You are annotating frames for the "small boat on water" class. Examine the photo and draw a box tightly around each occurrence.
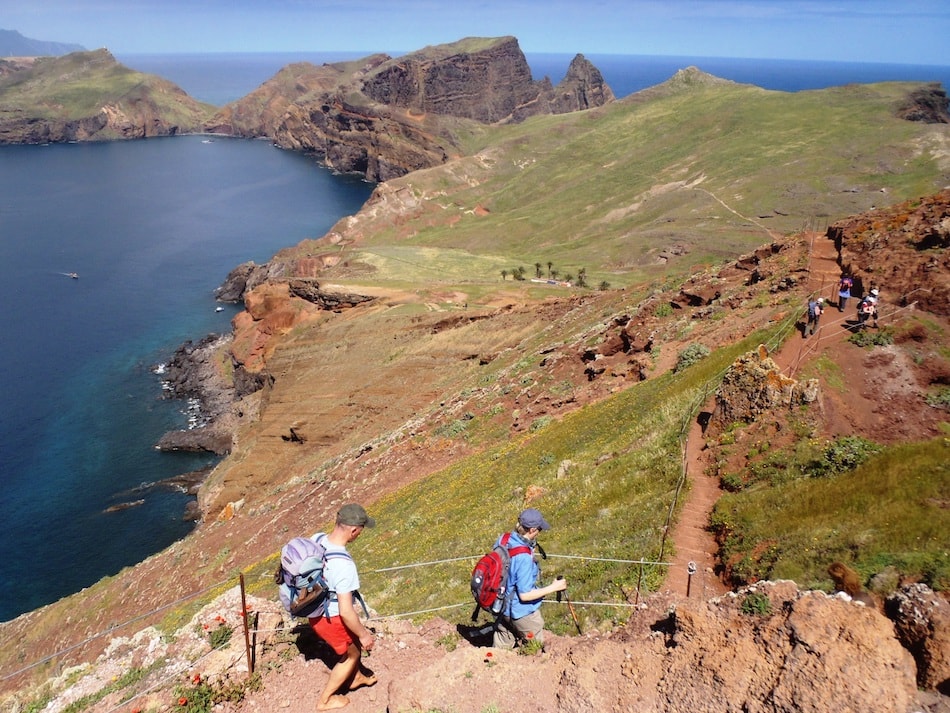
[66,272,78,279]
[215,306,224,312]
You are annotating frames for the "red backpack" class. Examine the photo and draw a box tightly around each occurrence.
[470,532,532,621]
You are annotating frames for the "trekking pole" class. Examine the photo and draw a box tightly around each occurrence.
[557,576,582,634]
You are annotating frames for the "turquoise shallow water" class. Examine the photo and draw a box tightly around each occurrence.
[0,136,373,621]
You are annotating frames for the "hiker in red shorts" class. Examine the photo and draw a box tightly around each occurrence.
[310,504,377,710]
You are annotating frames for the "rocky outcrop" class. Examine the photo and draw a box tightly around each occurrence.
[205,36,614,181]
[287,280,375,309]
[382,582,927,713]
[827,188,950,315]
[564,582,921,713]
[897,84,950,123]
[214,260,292,303]
[713,345,819,427]
[0,50,212,144]
[156,334,235,455]
[887,583,950,693]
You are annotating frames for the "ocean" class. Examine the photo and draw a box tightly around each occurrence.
[0,137,373,621]
[116,51,950,106]
[2,51,948,623]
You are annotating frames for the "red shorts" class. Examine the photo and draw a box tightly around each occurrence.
[309,615,354,655]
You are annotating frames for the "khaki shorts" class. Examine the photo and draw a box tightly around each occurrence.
[492,609,544,649]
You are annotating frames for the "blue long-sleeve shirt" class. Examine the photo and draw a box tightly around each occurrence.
[494,531,541,619]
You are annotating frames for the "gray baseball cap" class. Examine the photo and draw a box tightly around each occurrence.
[337,503,376,528]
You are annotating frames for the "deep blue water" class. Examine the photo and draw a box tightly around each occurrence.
[0,136,373,621]
[118,51,950,106]
[4,51,949,624]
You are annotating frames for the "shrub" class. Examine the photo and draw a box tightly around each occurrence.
[654,303,673,318]
[720,471,746,492]
[529,415,553,432]
[518,631,544,656]
[925,386,950,410]
[208,623,233,649]
[674,343,710,372]
[848,327,894,348]
[809,436,883,477]
[740,591,772,616]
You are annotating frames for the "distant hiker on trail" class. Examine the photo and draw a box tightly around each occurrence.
[804,297,824,337]
[857,288,880,330]
[837,274,853,312]
[310,504,377,711]
[492,508,567,650]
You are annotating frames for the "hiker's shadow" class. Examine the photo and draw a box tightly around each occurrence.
[456,622,495,648]
[291,624,376,686]
[292,623,339,667]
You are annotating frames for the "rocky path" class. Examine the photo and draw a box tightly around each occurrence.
[662,231,841,600]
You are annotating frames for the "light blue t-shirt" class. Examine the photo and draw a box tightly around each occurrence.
[495,531,541,620]
[313,534,359,618]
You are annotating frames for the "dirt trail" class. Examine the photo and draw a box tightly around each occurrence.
[663,231,842,600]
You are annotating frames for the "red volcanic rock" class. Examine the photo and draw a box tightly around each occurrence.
[827,188,950,315]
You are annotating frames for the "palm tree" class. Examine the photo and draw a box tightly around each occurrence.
[501,269,508,281]
[535,262,543,278]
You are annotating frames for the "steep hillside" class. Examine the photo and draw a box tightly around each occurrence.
[3,197,948,713]
[1,46,949,712]
[0,49,214,143]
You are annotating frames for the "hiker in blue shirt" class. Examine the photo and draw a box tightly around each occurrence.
[492,508,567,649]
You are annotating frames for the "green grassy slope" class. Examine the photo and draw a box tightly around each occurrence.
[337,72,946,292]
[0,49,214,127]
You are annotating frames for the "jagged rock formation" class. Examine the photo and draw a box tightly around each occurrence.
[828,188,950,316]
[0,49,212,144]
[712,345,820,427]
[205,36,614,181]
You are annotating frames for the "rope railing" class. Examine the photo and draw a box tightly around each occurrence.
[3,550,674,684]
[0,577,233,682]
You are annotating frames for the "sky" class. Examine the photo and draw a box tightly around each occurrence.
[3,0,950,66]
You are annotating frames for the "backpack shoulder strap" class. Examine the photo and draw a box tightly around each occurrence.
[501,532,532,558]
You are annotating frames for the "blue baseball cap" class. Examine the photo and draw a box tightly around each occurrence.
[519,508,551,530]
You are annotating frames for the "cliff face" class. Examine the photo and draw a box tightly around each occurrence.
[359,37,613,123]
[0,49,213,144]
[205,36,615,181]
